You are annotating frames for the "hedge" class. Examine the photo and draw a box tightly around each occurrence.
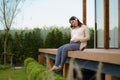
[24,57,66,80]
[0,27,94,65]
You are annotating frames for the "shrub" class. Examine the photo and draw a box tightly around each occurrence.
[0,64,11,70]
[24,57,35,67]
[24,57,66,80]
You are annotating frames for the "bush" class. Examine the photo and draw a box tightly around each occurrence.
[0,64,11,70]
[24,57,35,67]
[24,58,66,80]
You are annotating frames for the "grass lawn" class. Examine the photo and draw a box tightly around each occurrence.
[0,68,28,80]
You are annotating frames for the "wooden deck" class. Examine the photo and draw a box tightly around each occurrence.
[38,48,120,80]
[39,48,120,65]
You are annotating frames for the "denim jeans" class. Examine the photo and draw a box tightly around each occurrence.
[54,41,80,67]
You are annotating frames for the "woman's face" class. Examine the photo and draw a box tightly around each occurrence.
[70,19,78,27]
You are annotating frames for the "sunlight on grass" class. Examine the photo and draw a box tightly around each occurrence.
[0,68,27,80]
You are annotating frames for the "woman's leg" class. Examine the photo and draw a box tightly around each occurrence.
[52,44,71,71]
[54,44,70,66]
[60,43,80,67]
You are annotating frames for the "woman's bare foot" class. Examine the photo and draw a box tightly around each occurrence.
[57,66,62,71]
[51,66,59,71]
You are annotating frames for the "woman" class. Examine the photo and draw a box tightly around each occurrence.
[51,16,90,71]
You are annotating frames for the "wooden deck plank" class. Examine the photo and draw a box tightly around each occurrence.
[39,49,57,54]
[38,48,120,65]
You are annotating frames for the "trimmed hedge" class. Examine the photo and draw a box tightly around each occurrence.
[24,57,66,80]
[24,57,35,67]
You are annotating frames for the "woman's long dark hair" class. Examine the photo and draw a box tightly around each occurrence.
[69,16,82,28]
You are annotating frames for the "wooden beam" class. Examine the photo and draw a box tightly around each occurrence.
[83,0,87,24]
[68,50,120,65]
[38,49,120,65]
[38,55,45,64]
[39,49,57,55]
[46,54,54,69]
[38,48,120,78]
[104,0,110,49]
[63,63,69,77]
[105,74,120,80]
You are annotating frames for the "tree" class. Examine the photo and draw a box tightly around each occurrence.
[45,28,63,48]
[0,0,25,64]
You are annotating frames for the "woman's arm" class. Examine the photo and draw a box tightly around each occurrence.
[71,26,90,42]
[79,26,90,42]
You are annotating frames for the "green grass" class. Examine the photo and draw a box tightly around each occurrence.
[0,68,28,80]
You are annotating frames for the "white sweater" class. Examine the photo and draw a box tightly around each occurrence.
[70,25,90,50]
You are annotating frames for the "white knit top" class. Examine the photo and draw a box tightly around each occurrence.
[70,25,90,50]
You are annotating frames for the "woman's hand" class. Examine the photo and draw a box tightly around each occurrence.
[71,37,80,42]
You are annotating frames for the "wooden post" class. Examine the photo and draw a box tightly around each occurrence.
[104,0,110,49]
[46,55,54,69]
[83,0,87,25]
[105,74,120,80]
[63,63,69,77]
[38,55,45,64]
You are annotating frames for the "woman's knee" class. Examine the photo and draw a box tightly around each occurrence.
[58,44,68,50]
[58,46,63,51]
[63,46,72,52]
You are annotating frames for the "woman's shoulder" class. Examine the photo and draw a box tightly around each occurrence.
[78,25,87,29]
[81,24,88,28]
[81,25,89,30]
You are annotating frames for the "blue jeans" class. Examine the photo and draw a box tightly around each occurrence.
[54,41,80,67]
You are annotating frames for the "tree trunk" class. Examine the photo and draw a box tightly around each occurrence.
[3,29,9,65]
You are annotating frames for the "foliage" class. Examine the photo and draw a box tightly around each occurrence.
[24,57,66,80]
[24,57,35,67]
[87,28,94,48]
[44,28,64,48]
[0,0,25,65]
[0,33,14,52]
[12,28,43,65]
[0,64,11,70]
[62,32,71,44]
[0,27,94,65]
[0,69,27,80]
[0,33,3,52]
